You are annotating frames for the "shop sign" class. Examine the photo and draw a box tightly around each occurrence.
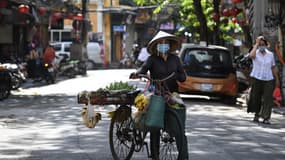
[160,22,174,30]
[113,25,125,32]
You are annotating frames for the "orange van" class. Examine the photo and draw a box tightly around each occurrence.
[178,44,238,103]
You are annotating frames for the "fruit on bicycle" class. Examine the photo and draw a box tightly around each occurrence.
[107,110,115,118]
[134,93,148,111]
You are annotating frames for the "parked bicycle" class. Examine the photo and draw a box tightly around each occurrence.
[78,73,184,160]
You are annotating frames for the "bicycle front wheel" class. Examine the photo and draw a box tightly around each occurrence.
[109,106,135,160]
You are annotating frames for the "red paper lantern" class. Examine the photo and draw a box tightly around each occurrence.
[53,12,62,20]
[37,7,46,15]
[0,0,8,8]
[18,5,30,14]
[213,13,219,22]
[222,9,230,17]
[231,6,241,17]
[232,0,242,3]
[74,13,83,20]
[66,13,74,19]
[231,17,237,24]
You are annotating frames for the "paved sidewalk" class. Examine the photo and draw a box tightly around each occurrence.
[273,107,285,115]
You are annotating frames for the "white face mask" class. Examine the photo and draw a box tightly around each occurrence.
[157,43,170,54]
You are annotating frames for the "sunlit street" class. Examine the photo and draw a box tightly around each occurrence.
[0,69,284,160]
[1,0,285,159]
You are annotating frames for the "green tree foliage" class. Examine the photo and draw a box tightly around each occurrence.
[134,0,243,45]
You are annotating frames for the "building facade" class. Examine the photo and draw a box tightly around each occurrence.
[0,0,81,62]
[246,0,285,52]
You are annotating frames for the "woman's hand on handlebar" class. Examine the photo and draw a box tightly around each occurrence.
[129,72,150,80]
[129,72,139,79]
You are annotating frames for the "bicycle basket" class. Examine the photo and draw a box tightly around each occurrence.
[133,111,147,131]
[77,89,140,105]
[114,105,131,123]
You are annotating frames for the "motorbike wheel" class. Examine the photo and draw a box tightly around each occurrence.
[46,77,55,84]
[0,71,12,100]
[76,61,87,75]
[43,69,56,84]
[0,86,10,100]
[48,73,56,84]
[11,75,22,90]
[86,60,96,70]
[65,69,76,78]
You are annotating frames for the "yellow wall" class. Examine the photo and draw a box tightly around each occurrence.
[89,3,98,32]
[62,0,116,65]
[103,0,112,64]
[104,13,111,64]
[64,19,73,26]
[63,2,98,32]
[105,0,120,6]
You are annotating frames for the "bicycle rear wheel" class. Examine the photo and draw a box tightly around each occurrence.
[151,108,183,160]
[109,106,135,160]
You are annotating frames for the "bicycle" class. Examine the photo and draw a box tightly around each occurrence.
[77,73,185,160]
[109,73,184,160]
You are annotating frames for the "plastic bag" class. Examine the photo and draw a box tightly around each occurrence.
[81,104,101,128]
[273,87,282,107]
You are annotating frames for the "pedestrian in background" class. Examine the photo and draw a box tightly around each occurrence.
[247,36,280,124]
[43,44,56,65]
[27,42,41,80]
[135,43,150,68]
[132,43,140,64]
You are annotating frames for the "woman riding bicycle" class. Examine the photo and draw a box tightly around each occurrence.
[130,30,188,160]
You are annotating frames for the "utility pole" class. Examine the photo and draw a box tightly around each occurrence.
[70,0,89,74]
[82,0,88,45]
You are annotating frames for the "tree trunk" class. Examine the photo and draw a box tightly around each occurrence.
[213,0,221,45]
[193,0,208,43]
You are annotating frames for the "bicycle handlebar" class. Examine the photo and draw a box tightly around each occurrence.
[137,72,175,82]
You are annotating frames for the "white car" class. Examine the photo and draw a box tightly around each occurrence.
[86,42,104,69]
[50,41,72,58]
[50,41,103,70]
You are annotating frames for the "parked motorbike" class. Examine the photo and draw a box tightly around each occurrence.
[78,60,87,75]
[57,54,87,78]
[234,53,252,93]
[135,59,145,68]
[119,53,134,68]
[234,54,252,105]
[42,61,56,84]
[2,62,26,90]
[0,65,12,100]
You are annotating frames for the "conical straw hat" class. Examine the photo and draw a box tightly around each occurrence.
[147,31,180,54]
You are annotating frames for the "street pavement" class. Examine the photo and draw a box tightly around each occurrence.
[0,69,285,160]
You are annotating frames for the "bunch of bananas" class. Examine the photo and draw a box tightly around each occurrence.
[134,93,148,111]
[107,110,115,118]
[81,106,102,128]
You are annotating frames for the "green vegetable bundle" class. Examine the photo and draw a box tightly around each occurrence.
[105,81,136,91]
